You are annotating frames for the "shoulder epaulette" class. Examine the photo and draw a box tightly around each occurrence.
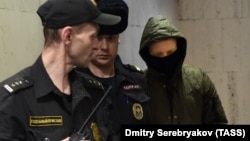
[124,64,144,73]
[2,77,33,94]
[76,71,104,90]
[84,77,104,90]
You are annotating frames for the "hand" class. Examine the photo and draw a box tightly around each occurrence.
[61,137,70,141]
[61,137,90,141]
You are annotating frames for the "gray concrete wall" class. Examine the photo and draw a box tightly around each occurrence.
[0,0,45,81]
[176,0,250,124]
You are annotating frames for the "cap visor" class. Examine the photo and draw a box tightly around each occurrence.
[93,13,121,25]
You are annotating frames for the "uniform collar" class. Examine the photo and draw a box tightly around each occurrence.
[114,61,132,80]
[31,55,61,99]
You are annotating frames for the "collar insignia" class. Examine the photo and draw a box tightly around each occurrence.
[132,103,143,120]
[90,0,97,6]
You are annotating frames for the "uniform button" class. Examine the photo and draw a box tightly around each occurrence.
[44,138,50,141]
[163,85,166,88]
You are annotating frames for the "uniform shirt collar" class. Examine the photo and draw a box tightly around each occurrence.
[30,55,60,98]
[115,61,133,80]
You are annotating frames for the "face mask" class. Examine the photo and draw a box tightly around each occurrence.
[146,49,180,78]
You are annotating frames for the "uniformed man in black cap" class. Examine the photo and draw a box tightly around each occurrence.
[77,0,151,140]
[0,0,121,140]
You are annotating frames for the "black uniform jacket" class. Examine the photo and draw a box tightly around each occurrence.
[77,61,151,140]
[0,56,106,141]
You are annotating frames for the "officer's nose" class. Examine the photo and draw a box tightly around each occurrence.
[99,38,108,50]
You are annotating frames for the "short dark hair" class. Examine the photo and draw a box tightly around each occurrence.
[43,28,61,46]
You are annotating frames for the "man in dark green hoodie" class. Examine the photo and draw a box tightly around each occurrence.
[139,15,228,124]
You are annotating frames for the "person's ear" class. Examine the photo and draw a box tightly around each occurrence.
[61,26,73,46]
[118,36,120,44]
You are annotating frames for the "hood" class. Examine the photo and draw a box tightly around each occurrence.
[139,16,187,73]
